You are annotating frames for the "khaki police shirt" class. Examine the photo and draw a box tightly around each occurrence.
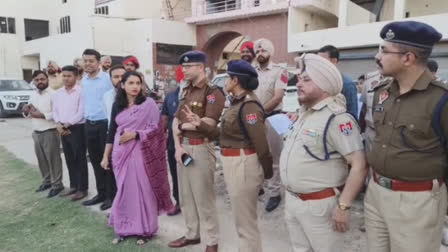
[219,92,273,178]
[280,97,364,193]
[254,62,288,112]
[175,78,225,139]
[367,70,448,181]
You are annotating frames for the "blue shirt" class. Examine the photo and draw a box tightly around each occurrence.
[161,88,180,149]
[341,74,358,119]
[81,71,113,121]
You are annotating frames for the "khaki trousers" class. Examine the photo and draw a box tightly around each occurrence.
[178,142,219,245]
[364,179,447,252]
[284,193,343,252]
[32,129,63,189]
[263,120,283,197]
[222,151,264,252]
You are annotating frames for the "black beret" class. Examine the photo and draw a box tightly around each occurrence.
[227,60,258,78]
[178,50,206,65]
[380,21,442,49]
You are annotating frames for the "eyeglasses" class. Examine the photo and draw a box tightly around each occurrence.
[378,45,407,55]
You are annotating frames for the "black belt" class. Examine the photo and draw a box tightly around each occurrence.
[34,128,56,134]
[86,119,107,125]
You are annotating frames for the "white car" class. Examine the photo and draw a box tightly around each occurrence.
[0,78,34,117]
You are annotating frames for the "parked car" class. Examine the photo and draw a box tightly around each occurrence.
[0,78,34,118]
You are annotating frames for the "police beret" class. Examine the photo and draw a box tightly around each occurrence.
[380,21,442,49]
[227,60,258,78]
[178,50,206,65]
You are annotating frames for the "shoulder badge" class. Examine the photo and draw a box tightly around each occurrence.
[246,113,258,125]
[206,94,216,104]
[339,122,353,136]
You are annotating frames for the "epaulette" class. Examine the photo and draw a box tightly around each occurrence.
[431,79,448,91]
[372,77,393,91]
[207,83,225,96]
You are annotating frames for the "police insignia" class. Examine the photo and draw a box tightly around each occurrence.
[246,113,257,125]
[302,129,318,137]
[339,122,353,136]
[184,56,189,62]
[385,29,395,40]
[281,70,288,84]
[379,90,389,104]
[206,95,216,104]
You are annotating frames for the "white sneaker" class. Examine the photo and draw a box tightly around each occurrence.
[442,226,448,246]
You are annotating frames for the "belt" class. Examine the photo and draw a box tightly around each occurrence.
[289,186,344,201]
[86,119,107,125]
[182,137,205,145]
[373,171,443,192]
[34,128,56,134]
[221,148,256,157]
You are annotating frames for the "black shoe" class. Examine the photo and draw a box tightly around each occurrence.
[82,195,105,206]
[47,187,64,198]
[100,199,113,211]
[265,195,281,212]
[35,184,51,193]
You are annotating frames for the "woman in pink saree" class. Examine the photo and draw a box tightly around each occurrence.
[101,71,173,245]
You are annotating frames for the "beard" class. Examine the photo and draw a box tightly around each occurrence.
[242,55,254,63]
[257,55,269,65]
[36,83,48,90]
[47,69,56,75]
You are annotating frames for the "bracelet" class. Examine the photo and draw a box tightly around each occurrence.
[337,201,351,211]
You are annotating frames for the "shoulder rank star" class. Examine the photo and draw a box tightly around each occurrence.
[339,122,353,136]
[246,113,258,125]
[378,90,389,105]
[206,94,216,104]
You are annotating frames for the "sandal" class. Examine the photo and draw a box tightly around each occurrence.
[136,236,151,245]
[112,236,125,245]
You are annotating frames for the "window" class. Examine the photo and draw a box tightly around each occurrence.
[94,6,109,15]
[24,19,49,41]
[59,16,71,34]
[0,17,16,34]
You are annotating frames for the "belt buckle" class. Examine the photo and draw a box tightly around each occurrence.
[378,176,392,189]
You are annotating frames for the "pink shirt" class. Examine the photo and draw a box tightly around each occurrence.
[52,85,85,125]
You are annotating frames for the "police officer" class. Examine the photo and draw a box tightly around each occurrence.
[253,38,288,212]
[168,51,225,252]
[280,53,367,252]
[186,60,273,252]
[240,41,256,64]
[365,21,448,252]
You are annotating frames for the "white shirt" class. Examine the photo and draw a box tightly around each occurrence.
[29,88,56,131]
[102,88,116,126]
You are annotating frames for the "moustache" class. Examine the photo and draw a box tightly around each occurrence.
[376,60,383,69]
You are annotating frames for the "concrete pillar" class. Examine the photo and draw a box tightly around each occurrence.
[394,0,406,20]
[338,0,349,27]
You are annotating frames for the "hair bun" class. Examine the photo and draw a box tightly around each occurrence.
[241,77,258,91]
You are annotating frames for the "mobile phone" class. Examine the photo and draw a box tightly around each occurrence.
[181,153,194,167]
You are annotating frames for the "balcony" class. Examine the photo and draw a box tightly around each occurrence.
[186,0,289,24]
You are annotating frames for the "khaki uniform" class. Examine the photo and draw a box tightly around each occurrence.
[254,62,288,197]
[219,92,273,252]
[175,78,225,246]
[48,74,63,90]
[280,97,363,252]
[365,70,448,252]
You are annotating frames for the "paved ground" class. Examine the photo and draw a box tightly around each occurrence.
[1,116,447,252]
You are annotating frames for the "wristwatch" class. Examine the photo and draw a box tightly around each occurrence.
[337,201,351,211]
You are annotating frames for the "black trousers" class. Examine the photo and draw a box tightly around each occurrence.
[167,147,179,205]
[61,124,88,192]
[85,120,116,200]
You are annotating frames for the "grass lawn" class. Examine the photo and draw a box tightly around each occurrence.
[0,147,178,252]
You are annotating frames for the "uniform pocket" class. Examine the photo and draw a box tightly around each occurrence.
[392,115,435,151]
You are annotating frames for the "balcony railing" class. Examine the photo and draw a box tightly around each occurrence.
[206,0,241,14]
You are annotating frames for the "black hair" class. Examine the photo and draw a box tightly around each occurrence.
[109,65,126,77]
[427,59,439,73]
[82,49,101,61]
[32,70,48,79]
[114,71,146,112]
[230,74,259,91]
[318,45,339,61]
[61,65,79,76]
[358,74,366,81]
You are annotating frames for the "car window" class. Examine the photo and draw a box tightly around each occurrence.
[0,80,33,91]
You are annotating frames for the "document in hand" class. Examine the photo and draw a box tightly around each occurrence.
[267,114,293,136]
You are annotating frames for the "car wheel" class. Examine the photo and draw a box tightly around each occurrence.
[0,102,6,118]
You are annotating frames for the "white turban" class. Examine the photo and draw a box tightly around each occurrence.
[254,38,275,56]
[297,53,343,96]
